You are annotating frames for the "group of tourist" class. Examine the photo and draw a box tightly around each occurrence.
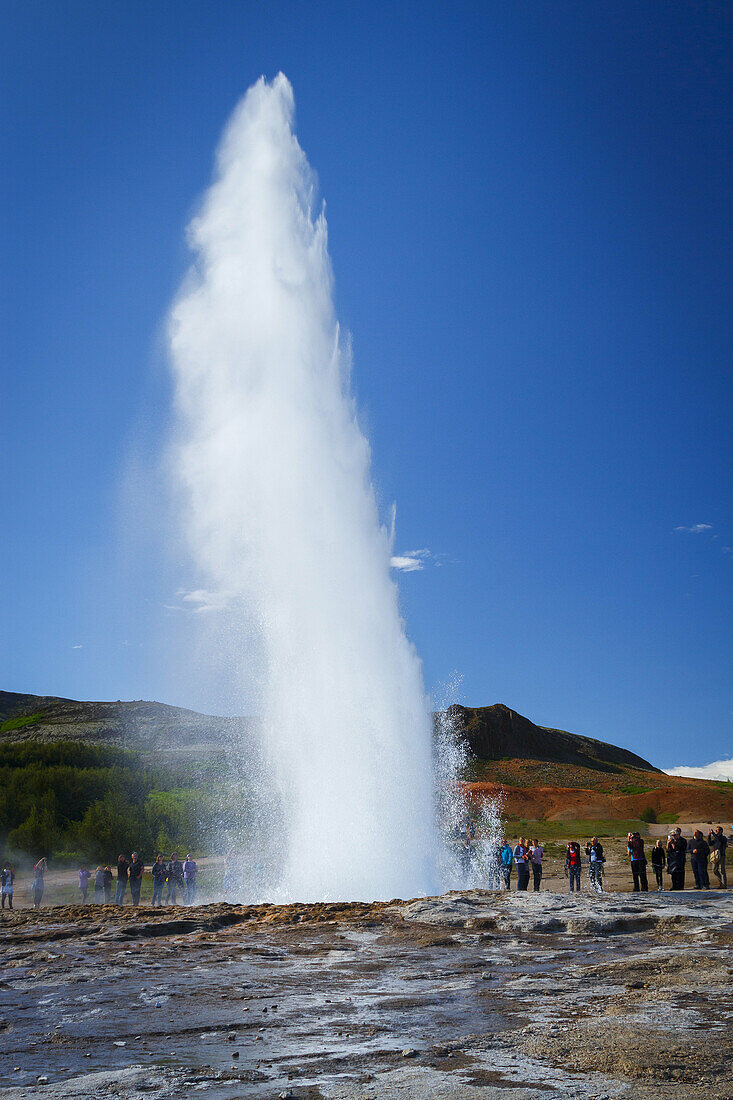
[648,826,728,891]
[4,824,730,909]
[493,825,729,894]
[0,853,199,909]
[621,826,729,893]
[499,837,545,891]
[496,836,606,893]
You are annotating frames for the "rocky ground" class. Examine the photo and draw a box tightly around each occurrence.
[0,890,731,1099]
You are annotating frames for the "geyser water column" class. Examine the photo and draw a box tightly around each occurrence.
[168,74,439,901]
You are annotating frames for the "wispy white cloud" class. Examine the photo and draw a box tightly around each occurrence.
[71,644,83,650]
[165,588,233,613]
[390,548,432,573]
[673,523,713,534]
[390,555,425,572]
[180,588,231,613]
[665,758,733,782]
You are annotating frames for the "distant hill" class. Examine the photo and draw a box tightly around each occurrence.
[444,706,733,825]
[446,703,659,773]
[4,690,732,825]
[0,690,252,762]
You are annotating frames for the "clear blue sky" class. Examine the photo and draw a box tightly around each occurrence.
[2,1,731,769]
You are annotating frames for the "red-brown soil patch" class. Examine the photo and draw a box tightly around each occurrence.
[462,760,733,822]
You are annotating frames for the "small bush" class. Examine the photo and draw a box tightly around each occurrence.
[640,806,657,823]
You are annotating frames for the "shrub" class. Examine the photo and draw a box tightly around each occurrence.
[71,792,152,861]
[640,806,657,823]
[8,799,59,857]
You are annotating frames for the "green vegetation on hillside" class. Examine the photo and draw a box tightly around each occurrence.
[0,741,219,862]
[503,818,652,840]
[0,712,43,733]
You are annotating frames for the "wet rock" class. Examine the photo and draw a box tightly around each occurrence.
[3,891,732,1100]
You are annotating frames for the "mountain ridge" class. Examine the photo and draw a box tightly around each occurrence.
[447,702,659,773]
[2,689,657,771]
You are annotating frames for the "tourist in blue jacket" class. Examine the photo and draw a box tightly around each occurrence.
[499,840,513,890]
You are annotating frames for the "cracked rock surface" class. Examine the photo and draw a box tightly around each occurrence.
[0,890,731,1098]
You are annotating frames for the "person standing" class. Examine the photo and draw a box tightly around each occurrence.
[459,816,477,879]
[565,842,582,892]
[166,853,184,904]
[1,862,15,909]
[93,866,105,903]
[585,837,605,893]
[490,841,503,890]
[651,840,666,891]
[115,855,129,904]
[78,865,91,903]
[529,839,543,892]
[128,853,144,905]
[499,840,513,890]
[183,854,198,904]
[674,828,688,889]
[708,826,728,888]
[689,831,710,890]
[667,831,686,890]
[151,855,166,905]
[628,833,648,892]
[103,865,113,903]
[513,838,530,891]
[32,858,47,908]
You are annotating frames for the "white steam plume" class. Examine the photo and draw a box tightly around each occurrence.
[168,74,438,901]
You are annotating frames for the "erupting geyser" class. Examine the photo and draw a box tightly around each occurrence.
[168,74,439,901]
